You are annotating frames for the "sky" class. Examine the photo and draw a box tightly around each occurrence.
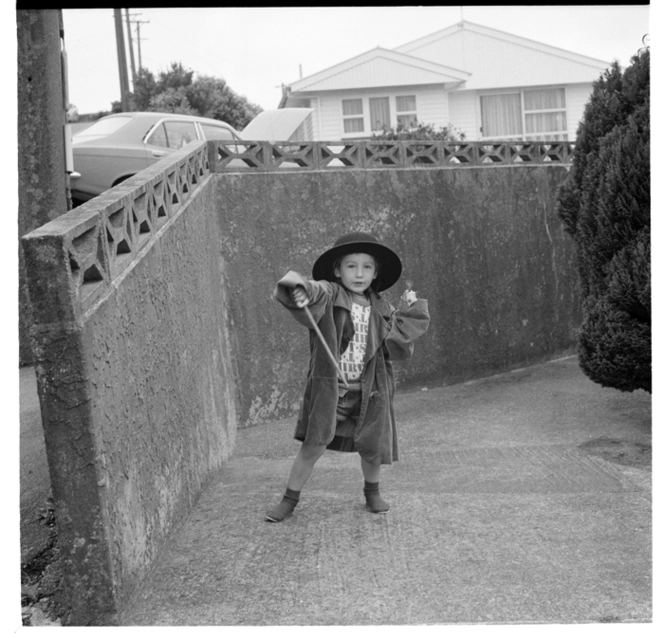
[61,5,651,115]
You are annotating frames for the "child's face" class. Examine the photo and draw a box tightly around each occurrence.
[334,253,378,294]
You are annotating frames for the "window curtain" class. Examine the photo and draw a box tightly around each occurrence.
[369,97,391,131]
[342,99,363,116]
[396,95,416,112]
[524,88,565,110]
[342,99,364,133]
[480,94,522,138]
[525,112,567,135]
[396,95,417,129]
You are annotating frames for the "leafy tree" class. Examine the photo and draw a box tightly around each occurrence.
[155,62,194,93]
[556,50,650,393]
[132,67,157,111]
[186,74,261,129]
[372,122,466,141]
[149,87,196,115]
[127,62,261,129]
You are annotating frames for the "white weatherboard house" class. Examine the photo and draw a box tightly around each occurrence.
[280,21,612,142]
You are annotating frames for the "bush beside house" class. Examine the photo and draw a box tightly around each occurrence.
[557,50,650,393]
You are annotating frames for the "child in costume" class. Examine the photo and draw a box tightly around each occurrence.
[267,231,430,522]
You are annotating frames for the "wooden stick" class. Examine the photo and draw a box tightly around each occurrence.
[302,304,349,388]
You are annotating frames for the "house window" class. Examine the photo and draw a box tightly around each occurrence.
[480,88,568,141]
[396,95,417,129]
[369,97,391,132]
[342,99,364,134]
[523,89,567,140]
[480,94,522,138]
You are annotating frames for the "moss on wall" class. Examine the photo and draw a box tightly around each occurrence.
[214,166,580,427]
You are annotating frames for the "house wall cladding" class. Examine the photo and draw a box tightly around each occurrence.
[214,164,580,428]
[297,81,589,141]
[449,82,593,141]
[315,86,451,140]
[448,90,480,138]
[565,83,595,136]
[396,27,606,89]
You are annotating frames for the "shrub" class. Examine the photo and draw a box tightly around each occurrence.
[557,49,650,392]
[372,122,466,141]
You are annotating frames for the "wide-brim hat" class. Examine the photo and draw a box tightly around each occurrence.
[312,231,402,292]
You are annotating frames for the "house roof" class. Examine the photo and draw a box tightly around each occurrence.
[287,20,611,95]
[394,20,611,90]
[287,46,470,94]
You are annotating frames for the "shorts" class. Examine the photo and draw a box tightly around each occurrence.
[335,382,362,421]
[328,381,362,453]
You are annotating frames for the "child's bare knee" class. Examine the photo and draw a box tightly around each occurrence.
[300,443,326,462]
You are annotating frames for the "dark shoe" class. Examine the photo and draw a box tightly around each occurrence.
[265,496,298,522]
[364,490,390,514]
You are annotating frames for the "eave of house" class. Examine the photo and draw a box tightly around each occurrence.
[287,46,470,94]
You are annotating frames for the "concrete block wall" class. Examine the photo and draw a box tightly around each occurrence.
[21,144,238,625]
[213,165,580,427]
[21,139,579,624]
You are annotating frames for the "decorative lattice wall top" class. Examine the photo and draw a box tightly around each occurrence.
[22,139,574,319]
[22,144,211,320]
[212,140,575,171]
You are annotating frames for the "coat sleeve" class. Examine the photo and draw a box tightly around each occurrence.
[273,271,334,328]
[385,298,430,361]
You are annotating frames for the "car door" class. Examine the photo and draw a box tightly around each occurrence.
[144,119,199,164]
[197,122,241,142]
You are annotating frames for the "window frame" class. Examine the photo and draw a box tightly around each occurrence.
[341,98,365,135]
[395,95,418,130]
[340,94,422,139]
[368,96,391,133]
[479,87,569,141]
[198,122,240,141]
[145,118,201,149]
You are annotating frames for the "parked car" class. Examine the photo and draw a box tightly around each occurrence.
[70,109,312,205]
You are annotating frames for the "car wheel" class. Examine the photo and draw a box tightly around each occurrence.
[112,175,133,187]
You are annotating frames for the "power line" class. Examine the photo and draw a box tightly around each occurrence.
[127,11,149,71]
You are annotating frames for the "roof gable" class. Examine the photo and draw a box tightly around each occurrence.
[288,47,470,93]
[394,20,610,89]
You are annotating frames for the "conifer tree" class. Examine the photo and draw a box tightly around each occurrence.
[557,50,650,393]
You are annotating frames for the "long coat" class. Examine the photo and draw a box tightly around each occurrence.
[274,271,430,465]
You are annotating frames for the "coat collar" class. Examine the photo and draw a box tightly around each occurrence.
[333,286,391,316]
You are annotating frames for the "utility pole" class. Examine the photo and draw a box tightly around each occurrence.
[113,9,130,110]
[129,14,149,71]
[124,8,137,89]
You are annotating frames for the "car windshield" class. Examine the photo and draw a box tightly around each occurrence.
[73,115,133,142]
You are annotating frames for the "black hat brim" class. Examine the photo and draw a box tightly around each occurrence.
[312,241,402,292]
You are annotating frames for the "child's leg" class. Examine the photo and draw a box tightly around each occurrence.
[265,442,327,522]
[287,442,328,491]
[361,457,381,483]
[361,457,390,514]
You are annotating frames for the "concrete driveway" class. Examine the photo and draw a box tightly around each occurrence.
[120,356,651,626]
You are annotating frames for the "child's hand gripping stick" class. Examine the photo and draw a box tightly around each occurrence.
[293,286,349,388]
